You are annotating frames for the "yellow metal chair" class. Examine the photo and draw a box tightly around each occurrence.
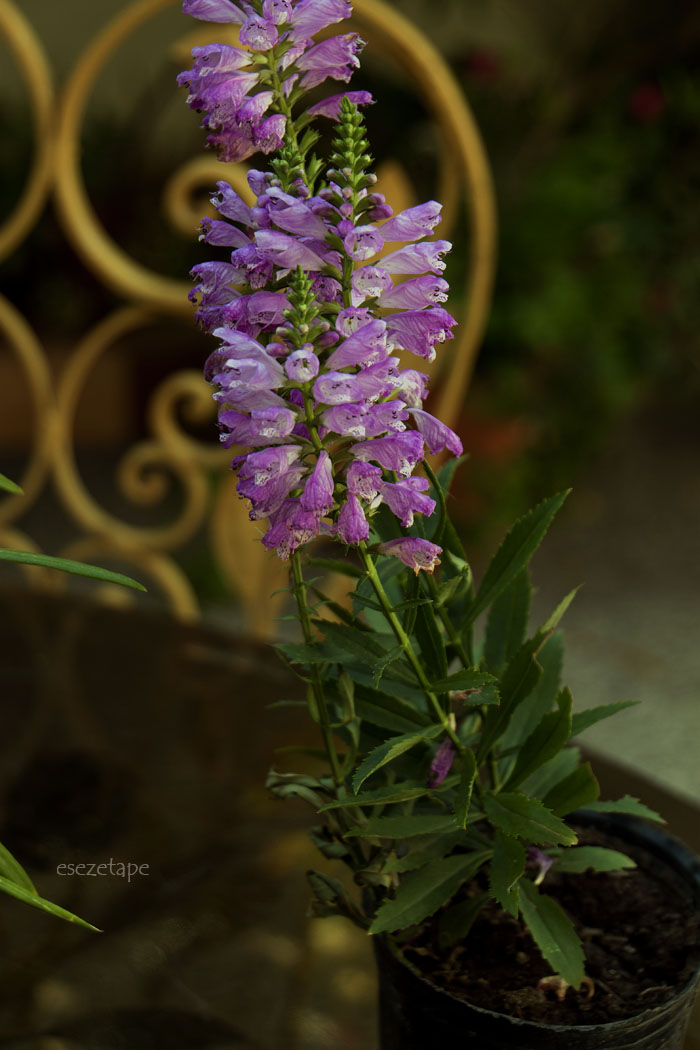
[0,0,496,636]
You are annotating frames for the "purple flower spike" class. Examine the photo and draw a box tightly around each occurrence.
[336,493,370,544]
[428,737,455,786]
[306,90,374,120]
[410,408,463,456]
[378,537,442,574]
[380,201,443,242]
[526,847,553,886]
[285,346,319,383]
[300,450,334,514]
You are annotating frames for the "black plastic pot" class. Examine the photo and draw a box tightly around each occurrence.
[374,813,700,1050]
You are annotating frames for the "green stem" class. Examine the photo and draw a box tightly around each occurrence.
[423,570,500,791]
[291,553,343,787]
[357,543,463,753]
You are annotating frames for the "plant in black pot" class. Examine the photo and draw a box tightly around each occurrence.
[178,2,700,1046]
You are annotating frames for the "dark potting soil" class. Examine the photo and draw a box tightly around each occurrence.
[398,827,700,1025]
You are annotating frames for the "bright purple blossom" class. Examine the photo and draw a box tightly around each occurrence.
[300,450,334,514]
[285,347,319,383]
[313,371,364,405]
[306,90,374,120]
[378,477,435,528]
[378,276,449,310]
[336,493,370,544]
[381,241,452,274]
[349,431,424,477]
[526,848,553,886]
[296,34,364,90]
[378,537,442,574]
[239,15,278,50]
[386,307,458,362]
[343,225,383,261]
[428,737,455,787]
[346,461,382,501]
[380,201,442,242]
[409,409,463,456]
[182,0,248,22]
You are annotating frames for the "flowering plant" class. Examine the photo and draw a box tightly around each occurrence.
[179,0,660,993]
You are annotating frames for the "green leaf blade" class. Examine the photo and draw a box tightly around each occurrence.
[484,791,578,847]
[519,879,585,988]
[466,491,570,625]
[489,833,525,918]
[352,726,442,793]
[0,550,145,591]
[369,851,490,934]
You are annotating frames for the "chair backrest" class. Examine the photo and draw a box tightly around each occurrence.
[0,0,496,636]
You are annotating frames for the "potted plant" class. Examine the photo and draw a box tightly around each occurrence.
[177,2,700,1046]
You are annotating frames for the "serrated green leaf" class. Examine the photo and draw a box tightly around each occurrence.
[522,747,582,801]
[320,781,434,810]
[484,792,577,846]
[0,842,36,894]
[438,891,487,948]
[0,473,23,495]
[519,879,585,987]
[369,850,490,933]
[412,600,448,683]
[484,568,531,673]
[0,876,100,931]
[352,725,442,792]
[430,669,499,697]
[478,594,576,764]
[372,645,405,688]
[498,632,564,764]
[541,762,600,816]
[0,550,145,591]
[276,642,327,666]
[503,688,573,790]
[584,796,665,823]
[382,831,467,874]
[478,641,543,763]
[434,571,470,609]
[465,492,570,626]
[454,749,478,829]
[353,683,431,733]
[310,586,363,628]
[571,701,639,737]
[490,833,525,917]
[346,813,458,839]
[554,846,636,874]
